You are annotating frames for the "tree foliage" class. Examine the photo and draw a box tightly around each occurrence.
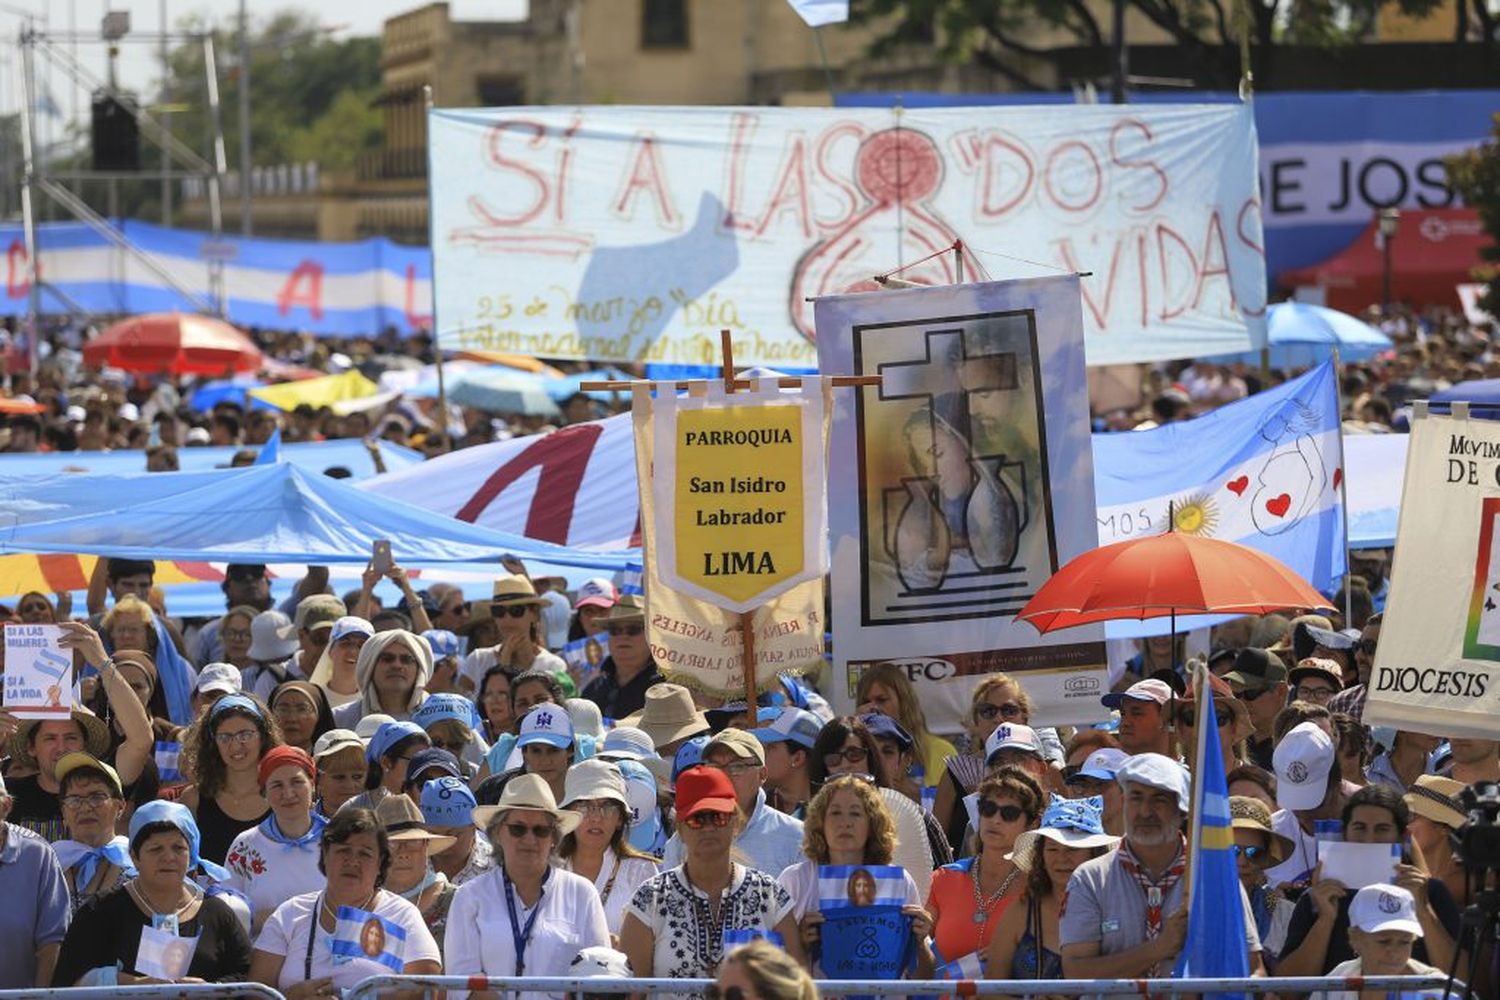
[1447,114,1500,318]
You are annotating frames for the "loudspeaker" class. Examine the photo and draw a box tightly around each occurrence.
[91,92,139,171]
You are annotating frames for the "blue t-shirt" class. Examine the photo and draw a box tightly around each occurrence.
[0,824,70,987]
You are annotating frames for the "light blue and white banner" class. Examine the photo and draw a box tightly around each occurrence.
[1092,361,1346,591]
[1,220,431,336]
[430,104,1265,367]
[331,906,407,971]
[817,865,908,910]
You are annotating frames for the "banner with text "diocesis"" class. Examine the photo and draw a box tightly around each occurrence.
[649,378,829,612]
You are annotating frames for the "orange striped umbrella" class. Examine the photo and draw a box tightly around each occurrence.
[0,554,226,598]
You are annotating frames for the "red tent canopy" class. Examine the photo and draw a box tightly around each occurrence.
[1279,208,1491,314]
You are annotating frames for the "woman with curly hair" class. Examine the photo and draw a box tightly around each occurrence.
[179,693,284,865]
[777,775,935,978]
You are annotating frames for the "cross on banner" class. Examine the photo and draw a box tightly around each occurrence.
[877,328,1017,443]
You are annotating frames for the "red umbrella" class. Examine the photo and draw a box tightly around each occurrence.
[1017,532,1333,634]
[84,312,263,376]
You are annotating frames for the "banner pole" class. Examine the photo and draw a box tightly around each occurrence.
[424,84,452,455]
[1333,350,1352,624]
[1182,660,1209,912]
[716,327,760,709]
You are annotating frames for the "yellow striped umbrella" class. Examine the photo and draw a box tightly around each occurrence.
[0,554,225,599]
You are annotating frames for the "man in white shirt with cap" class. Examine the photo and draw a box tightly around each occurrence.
[1061,752,1264,996]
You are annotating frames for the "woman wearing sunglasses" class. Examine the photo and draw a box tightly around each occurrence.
[1171,673,1252,777]
[927,768,1043,974]
[1229,795,1296,964]
[445,774,609,1000]
[179,694,284,865]
[932,675,1033,854]
[620,766,805,996]
[465,575,567,681]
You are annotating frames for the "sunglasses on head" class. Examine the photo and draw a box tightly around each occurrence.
[977,800,1027,822]
[491,604,532,619]
[502,821,556,841]
[976,702,1024,722]
[608,623,643,637]
[682,811,732,830]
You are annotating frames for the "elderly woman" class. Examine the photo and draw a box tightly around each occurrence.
[268,681,336,756]
[1311,885,1445,1000]
[778,774,934,978]
[621,766,804,993]
[225,746,327,935]
[248,808,441,999]
[445,774,610,999]
[219,606,260,670]
[101,595,159,660]
[558,759,659,937]
[330,629,434,730]
[374,793,459,944]
[986,795,1120,987]
[52,801,252,985]
[179,694,284,865]
[928,768,1043,971]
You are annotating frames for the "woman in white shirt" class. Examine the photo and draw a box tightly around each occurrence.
[444,774,610,1000]
[225,746,327,935]
[557,759,659,939]
[247,808,441,1000]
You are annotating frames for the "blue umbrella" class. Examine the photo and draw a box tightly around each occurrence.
[1205,302,1393,368]
[543,368,633,403]
[1430,379,1500,408]
[447,368,560,417]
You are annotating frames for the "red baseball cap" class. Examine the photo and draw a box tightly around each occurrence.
[674,765,737,819]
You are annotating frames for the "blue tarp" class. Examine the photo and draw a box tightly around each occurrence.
[0,438,421,480]
[0,463,628,570]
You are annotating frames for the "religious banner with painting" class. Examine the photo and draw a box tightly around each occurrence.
[815,277,1108,729]
[816,865,915,987]
[629,381,825,698]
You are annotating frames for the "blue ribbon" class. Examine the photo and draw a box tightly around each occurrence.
[53,835,136,888]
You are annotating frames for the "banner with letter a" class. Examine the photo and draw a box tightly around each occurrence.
[631,380,825,698]
[428,105,1265,367]
[816,277,1107,730]
[1366,407,1500,739]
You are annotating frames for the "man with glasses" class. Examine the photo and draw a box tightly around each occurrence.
[1327,613,1380,724]
[1223,647,1290,770]
[1287,657,1342,707]
[293,594,345,681]
[1064,748,1128,835]
[660,728,804,878]
[581,596,662,721]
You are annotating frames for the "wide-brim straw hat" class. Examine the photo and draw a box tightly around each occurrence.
[374,792,457,855]
[619,683,709,749]
[1406,775,1466,830]
[1009,825,1121,870]
[1229,795,1296,866]
[13,704,112,769]
[472,772,581,836]
[491,573,547,607]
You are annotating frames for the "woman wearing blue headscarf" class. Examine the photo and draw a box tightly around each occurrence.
[52,801,253,985]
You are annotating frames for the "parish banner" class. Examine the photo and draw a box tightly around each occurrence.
[1092,361,1346,591]
[816,277,1108,728]
[1365,408,1500,739]
[630,384,822,697]
[429,104,1266,367]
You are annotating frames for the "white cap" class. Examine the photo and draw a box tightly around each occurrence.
[354,713,397,743]
[570,945,632,979]
[195,662,242,696]
[985,722,1044,763]
[247,609,298,661]
[567,698,605,740]
[118,402,140,422]
[1273,722,1335,812]
[1101,678,1175,709]
[597,726,658,762]
[312,728,363,760]
[1070,747,1131,783]
[330,616,375,644]
[517,704,574,749]
[1115,752,1191,814]
[1348,884,1423,937]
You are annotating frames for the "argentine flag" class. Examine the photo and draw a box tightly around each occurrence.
[1175,672,1250,997]
[817,864,907,911]
[619,562,644,596]
[935,948,986,980]
[330,905,408,971]
[1093,361,1345,595]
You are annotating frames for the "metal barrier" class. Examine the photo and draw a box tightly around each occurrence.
[0,986,286,1000]
[348,972,1456,997]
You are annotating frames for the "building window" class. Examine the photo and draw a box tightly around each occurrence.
[476,75,525,106]
[641,0,688,49]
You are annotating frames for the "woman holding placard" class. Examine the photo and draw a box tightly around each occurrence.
[52,801,252,985]
[777,775,934,979]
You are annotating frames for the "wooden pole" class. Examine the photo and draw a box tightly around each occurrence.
[718,328,760,711]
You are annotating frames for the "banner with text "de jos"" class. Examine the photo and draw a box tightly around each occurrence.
[816,277,1107,730]
[631,381,825,697]
[1365,409,1500,740]
[428,105,1266,368]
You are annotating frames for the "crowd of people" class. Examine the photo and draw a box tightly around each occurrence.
[0,301,1491,1000]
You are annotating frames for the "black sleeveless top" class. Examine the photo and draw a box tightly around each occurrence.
[195,795,270,865]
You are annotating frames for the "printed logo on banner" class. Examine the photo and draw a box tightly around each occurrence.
[855,309,1054,626]
[1463,497,1500,660]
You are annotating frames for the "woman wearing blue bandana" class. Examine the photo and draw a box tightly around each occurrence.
[225,746,326,935]
[52,800,252,985]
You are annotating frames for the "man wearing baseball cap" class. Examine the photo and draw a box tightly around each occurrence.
[293,593,346,681]
[1061,752,1264,990]
[1263,722,1347,892]
[1065,748,1129,836]
[1222,647,1289,769]
[752,707,821,818]
[661,728,804,879]
[1101,679,1174,758]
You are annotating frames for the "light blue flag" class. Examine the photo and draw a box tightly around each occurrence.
[1092,360,1345,592]
[619,562,644,596]
[253,428,283,465]
[818,864,907,910]
[787,0,849,27]
[1174,676,1249,997]
[330,906,407,971]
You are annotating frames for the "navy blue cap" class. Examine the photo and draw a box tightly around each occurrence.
[404,746,462,786]
[858,712,913,751]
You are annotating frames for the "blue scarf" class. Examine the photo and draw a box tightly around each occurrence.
[53,835,135,889]
[256,811,327,849]
[149,617,195,725]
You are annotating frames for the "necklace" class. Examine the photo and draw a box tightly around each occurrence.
[970,855,1020,924]
[321,888,378,927]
